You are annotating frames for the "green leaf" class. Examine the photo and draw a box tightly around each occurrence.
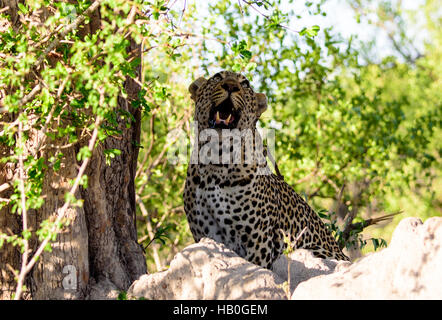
[232,64,240,72]
[79,175,89,188]
[300,25,320,38]
[240,49,252,61]
[77,146,92,162]
[22,230,32,240]
[117,291,128,300]
[17,3,28,14]
[104,149,121,166]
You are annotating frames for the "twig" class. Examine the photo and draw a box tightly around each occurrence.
[264,145,283,179]
[178,0,187,26]
[32,77,69,157]
[238,0,244,16]
[14,121,30,300]
[282,226,307,299]
[241,0,300,33]
[136,114,155,178]
[0,183,11,194]
[13,116,102,299]
[341,211,403,246]
[136,113,190,195]
[34,0,103,71]
[2,1,102,114]
[294,167,319,185]
[308,160,351,199]
[19,83,42,107]
[136,195,163,271]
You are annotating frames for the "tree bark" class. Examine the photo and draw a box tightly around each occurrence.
[81,43,146,296]
[0,1,146,300]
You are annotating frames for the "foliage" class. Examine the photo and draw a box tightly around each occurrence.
[0,0,440,294]
[0,0,195,298]
[135,0,440,270]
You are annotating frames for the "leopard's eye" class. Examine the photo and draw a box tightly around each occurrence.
[240,80,250,89]
[212,73,223,82]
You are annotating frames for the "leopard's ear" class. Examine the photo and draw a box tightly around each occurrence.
[256,93,267,117]
[189,77,207,101]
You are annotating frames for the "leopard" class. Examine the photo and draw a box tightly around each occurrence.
[184,70,349,269]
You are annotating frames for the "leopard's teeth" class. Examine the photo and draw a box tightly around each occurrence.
[226,114,232,124]
[215,111,220,124]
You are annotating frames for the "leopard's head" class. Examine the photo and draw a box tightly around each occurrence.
[189,71,267,132]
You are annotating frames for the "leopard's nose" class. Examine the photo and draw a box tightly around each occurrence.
[221,79,240,93]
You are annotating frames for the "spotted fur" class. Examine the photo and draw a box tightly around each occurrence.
[184,70,349,269]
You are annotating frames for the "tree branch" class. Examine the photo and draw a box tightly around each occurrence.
[14,120,30,300]
[13,115,102,299]
[34,0,103,71]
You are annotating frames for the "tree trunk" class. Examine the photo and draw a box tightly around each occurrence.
[0,1,146,300]
[81,61,147,298]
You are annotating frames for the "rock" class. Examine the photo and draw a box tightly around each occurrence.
[128,217,442,300]
[271,249,349,293]
[291,217,442,299]
[128,238,286,300]
[88,278,120,300]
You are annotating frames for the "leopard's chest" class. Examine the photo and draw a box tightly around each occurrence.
[195,175,258,256]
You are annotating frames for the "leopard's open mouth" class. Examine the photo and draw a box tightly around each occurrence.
[208,98,240,129]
